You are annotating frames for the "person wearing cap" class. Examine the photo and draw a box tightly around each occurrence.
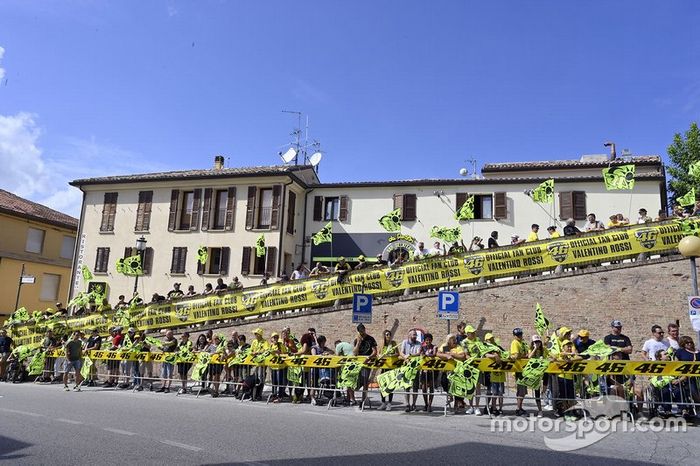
[510,328,528,416]
[552,339,582,420]
[268,332,286,402]
[510,235,524,246]
[484,333,507,416]
[573,329,596,357]
[250,328,268,400]
[527,334,547,417]
[350,324,377,407]
[603,320,633,360]
[526,224,540,242]
[354,255,369,270]
[584,213,605,232]
[167,283,184,300]
[335,256,352,283]
[637,208,652,224]
[546,226,561,239]
[460,325,484,415]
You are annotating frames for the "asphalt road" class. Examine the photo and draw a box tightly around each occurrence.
[0,382,697,465]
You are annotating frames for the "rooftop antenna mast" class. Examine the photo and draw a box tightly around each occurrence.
[279,110,325,171]
[459,157,479,179]
[282,110,303,165]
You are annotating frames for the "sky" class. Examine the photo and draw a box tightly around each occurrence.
[1,1,699,218]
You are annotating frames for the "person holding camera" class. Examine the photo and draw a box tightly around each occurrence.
[469,236,484,251]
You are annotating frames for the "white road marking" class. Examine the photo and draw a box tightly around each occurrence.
[0,408,43,417]
[56,418,83,425]
[103,427,137,436]
[160,439,202,451]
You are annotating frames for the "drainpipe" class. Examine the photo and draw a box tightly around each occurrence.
[301,188,314,265]
[278,179,294,276]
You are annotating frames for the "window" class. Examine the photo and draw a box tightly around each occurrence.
[124,247,154,275]
[257,188,273,228]
[456,193,494,220]
[202,187,236,232]
[559,191,587,220]
[168,189,201,232]
[60,235,75,259]
[196,247,230,275]
[313,195,349,222]
[94,247,110,273]
[241,246,277,276]
[39,273,61,301]
[100,192,118,232]
[393,194,417,221]
[324,197,340,221]
[170,247,188,274]
[494,192,507,219]
[286,191,296,234]
[213,189,229,229]
[246,186,282,230]
[134,191,153,231]
[25,228,45,254]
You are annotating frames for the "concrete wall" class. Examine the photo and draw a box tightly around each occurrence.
[221,255,693,355]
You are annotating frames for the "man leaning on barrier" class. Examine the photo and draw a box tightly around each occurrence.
[350,324,377,408]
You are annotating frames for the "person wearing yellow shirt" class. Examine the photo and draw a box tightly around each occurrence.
[510,328,529,416]
[546,226,561,238]
[268,332,287,402]
[250,328,268,401]
[552,339,582,420]
[526,224,540,242]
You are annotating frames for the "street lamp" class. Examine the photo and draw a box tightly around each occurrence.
[678,235,700,342]
[133,236,147,294]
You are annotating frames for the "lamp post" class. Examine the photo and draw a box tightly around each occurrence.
[678,235,700,341]
[133,236,147,294]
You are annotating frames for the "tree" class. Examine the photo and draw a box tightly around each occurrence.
[667,122,700,205]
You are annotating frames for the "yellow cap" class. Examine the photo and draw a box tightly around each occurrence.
[578,329,590,337]
[271,332,279,338]
[464,325,476,333]
[484,333,494,340]
[558,326,572,336]
[253,327,264,336]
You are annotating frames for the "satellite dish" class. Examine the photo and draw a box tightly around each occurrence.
[309,152,323,166]
[459,168,468,176]
[280,148,297,163]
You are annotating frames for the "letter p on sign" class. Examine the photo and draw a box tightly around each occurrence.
[352,293,372,323]
[437,291,459,320]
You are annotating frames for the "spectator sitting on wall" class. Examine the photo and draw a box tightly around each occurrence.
[228,277,244,291]
[526,224,539,242]
[389,251,407,267]
[354,255,369,270]
[468,236,484,251]
[655,209,668,222]
[335,257,352,274]
[584,213,605,232]
[448,240,467,254]
[167,283,184,299]
[637,208,653,224]
[202,283,214,295]
[290,263,310,280]
[616,213,629,226]
[546,226,561,239]
[415,242,430,259]
[310,262,329,277]
[128,292,143,307]
[215,278,228,293]
[607,215,620,228]
[373,254,388,268]
[114,295,128,310]
[510,235,525,246]
[563,218,581,236]
[488,231,499,248]
[185,285,197,297]
[430,241,444,256]
[150,293,166,304]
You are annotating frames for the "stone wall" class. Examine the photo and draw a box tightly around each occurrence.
[207,255,695,355]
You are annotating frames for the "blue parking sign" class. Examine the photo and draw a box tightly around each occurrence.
[437,291,459,320]
[352,294,372,324]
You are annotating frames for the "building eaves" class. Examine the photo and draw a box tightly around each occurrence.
[481,155,662,173]
[69,165,316,188]
[312,172,665,188]
[0,189,78,230]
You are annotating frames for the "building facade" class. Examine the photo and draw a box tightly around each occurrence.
[70,155,666,303]
[0,190,78,321]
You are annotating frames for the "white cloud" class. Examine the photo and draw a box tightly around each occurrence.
[0,46,5,81]
[0,112,166,219]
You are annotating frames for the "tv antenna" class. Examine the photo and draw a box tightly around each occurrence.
[278,110,325,171]
[459,157,479,179]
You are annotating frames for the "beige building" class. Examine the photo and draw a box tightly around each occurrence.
[0,190,78,321]
[70,154,666,304]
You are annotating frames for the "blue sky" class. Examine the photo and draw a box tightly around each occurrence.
[1,1,699,217]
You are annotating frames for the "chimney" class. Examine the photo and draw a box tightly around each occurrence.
[603,141,616,160]
[213,155,225,170]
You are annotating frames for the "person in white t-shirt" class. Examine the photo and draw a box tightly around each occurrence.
[415,242,430,259]
[637,208,652,224]
[430,241,444,256]
[642,325,670,360]
[664,323,680,350]
[290,263,310,280]
[584,213,606,232]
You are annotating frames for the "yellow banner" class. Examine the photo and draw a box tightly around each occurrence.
[41,349,700,376]
[9,220,693,346]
